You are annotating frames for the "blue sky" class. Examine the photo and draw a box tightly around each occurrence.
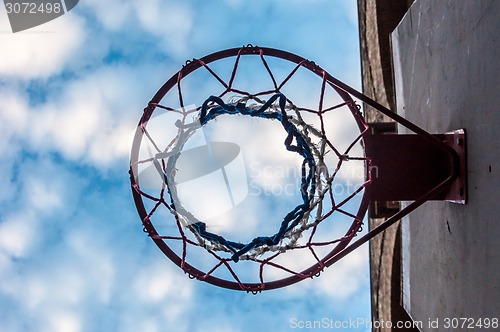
[0,1,370,331]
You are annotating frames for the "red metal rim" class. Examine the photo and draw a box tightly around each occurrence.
[129,45,371,292]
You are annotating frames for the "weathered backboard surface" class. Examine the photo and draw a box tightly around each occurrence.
[392,0,500,329]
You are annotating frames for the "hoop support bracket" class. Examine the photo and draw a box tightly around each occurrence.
[365,129,467,204]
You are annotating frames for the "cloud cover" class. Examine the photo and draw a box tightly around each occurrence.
[0,1,369,331]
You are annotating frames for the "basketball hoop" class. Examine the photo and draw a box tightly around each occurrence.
[129,45,466,292]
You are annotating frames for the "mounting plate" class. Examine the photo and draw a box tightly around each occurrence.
[443,129,467,204]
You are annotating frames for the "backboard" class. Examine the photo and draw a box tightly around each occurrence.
[392,0,500,328]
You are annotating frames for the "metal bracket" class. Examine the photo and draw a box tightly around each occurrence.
[365,128,467,204]
[443,129,467,204]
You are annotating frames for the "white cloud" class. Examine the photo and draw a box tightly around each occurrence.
[23,277,47,310]
[64,228,116,303]
[27,178,64,212]
[0,157,84,275]
[81,0,193,58]
[46,310,82,332]
[11,157,84,220]
[0,65,149,167]
[0,62,179,170]
[262,240,369,300]
[312,243,369,299]
[0,88,29,135]
[134,262,193,304]
[132,0,193,57]
[0,12,85,79]
[0,89,30,205]
[0,212,36,258]
[139,319,160,332]
[80,0,132,30]
[92,261,194,332]
[0,252,9,271]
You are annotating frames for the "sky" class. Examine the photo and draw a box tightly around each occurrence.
[0,1,371,332]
